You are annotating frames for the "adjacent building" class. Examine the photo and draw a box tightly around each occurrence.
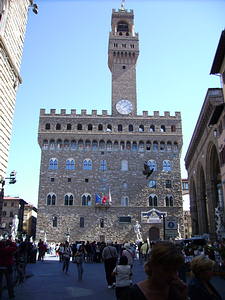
[36,4,184,243]
[185,30,225,241]
[0,0,37,223]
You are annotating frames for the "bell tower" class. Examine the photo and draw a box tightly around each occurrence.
[108,3,139,116]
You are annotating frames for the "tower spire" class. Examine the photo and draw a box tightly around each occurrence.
[121,0,125,10]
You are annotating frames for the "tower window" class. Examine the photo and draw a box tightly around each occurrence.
[122,44,126,48]
[118,124,123,132]
[80,217,84,228]
[122,66,126,69]
[67,124,72,130]
[56,123,61,130]
[45,123,50,130]
[77,124,82,130]
[117,21,129,33]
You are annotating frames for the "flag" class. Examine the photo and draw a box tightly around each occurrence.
[108,188,112,205]
[95,193,101,204]
[102,195,108,204]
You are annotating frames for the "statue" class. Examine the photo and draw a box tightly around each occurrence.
[11,214,19,241]
[134,221,143,242]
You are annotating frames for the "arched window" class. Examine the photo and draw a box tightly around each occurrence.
[98,124,103,131]
[50,139,55,149]
[106,140,112,151]
[160,141,165,151]
[163,160,172,172]
[118,124,123,132]
[106,124,112,132]
[146,141,151,151]
[147,160,157,171]
[174,142,178,152]
[114,141,119,151]
[160,125,166,132]
[171,125,176,132]
[87,124,93,131]
[66,159,75,170]
[138,141,144,152]
[120,141,125,150]
[46,193,56,205]
[56,139,62,149]
[149,194,158,206]
[64,140,70,149]
[139,125,144,132]
[56,123,61,130]
[132,141,137,151]
[153,141,158,151]
[83,159,92,170]
[128,124,133,132]
[52,216,57,227]
[81,194,92,206]
[92,140,98,150]
[121,196,129,206]
[71,140,77,150]
[126,141,131,150]
[150,125,155,132]
[77,124,82,130]
[85,140,91,150]
[66,124,72,130]
[64,194,73,206]
[100,160,107,171]
[121,160,128,171]
[49,158,58,170]
[43,140,48,150]
[117,21,129,33]
[78,139,84,150]
[167,141,172,151]
[45,123,50,130]
[165,195,174,207]
[99,140,105,150]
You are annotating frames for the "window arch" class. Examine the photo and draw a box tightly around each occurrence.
[163,160,172,172]
[106,124,112,132]
[106,140,112,151]
[85,140,91,150]
[171,125,176,132]
[56,123,61,130]
[120,141,125,150]
[50,139,55,149]
[128,124,133,132]
[160,141,165,151]
[78,139,84,150]
[87,124,92,131]
[146,141,151,151]
[83,159,92,170]
[132,141,137,151]
[66,159,75,170]
[118,124,123,132]
[99,140,105,150]
[49,158,58,170]
[121,196,129,206]
[126,141,131,150]
[147,160,157,171]
[64,140,70,149]
[92,140,98,150]
[56,139,62,149]
[174,142,178,151]
[71,140,77,150]
[81,194,92,206]
[77,124,82,130]
[43,140,48,150]
[167,141,172,151]
[150,125,155,132]
[45,123,50,130]
[139,125,144,132]
[165,195,174,207]
[114,141,119,151]
[121,160,128,171]
[160,125,166,132]
[64,194,74,206]
[117,21,129,33]
[66,124,72,130]
[98,124,103,131]
[149,194,158,206]
[138,141,144,152]
[153,141,158,151]
[46,193,56,205]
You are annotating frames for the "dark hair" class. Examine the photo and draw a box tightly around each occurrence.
[119,255,128,265]
[144,242,184,276]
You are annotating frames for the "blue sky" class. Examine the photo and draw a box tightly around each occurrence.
[5,0,225,207]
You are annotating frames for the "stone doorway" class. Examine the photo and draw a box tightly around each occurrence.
[149,226,160,241]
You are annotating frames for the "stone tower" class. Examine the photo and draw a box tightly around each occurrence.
[36,4,183,243]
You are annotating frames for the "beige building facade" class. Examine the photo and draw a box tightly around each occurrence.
[36,5,184,243]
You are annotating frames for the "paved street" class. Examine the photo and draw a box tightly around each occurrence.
[1,255,225,299]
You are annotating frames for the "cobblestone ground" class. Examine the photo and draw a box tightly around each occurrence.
[1,255,225,300]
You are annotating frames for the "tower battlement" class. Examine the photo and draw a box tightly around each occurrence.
[40,108,181,119]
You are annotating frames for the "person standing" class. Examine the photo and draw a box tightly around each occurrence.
[0,238,17,299]
[74,245,85,281]
[62,241,71,274]
[102,241,118,288]
[122,243,134,268]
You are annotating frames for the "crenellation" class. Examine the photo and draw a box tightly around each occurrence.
[175,112,181,118]
[92,110,97,116]
[81,109,87,115]
[142,111,148,117]
[102,110,108,116]
[40,109,45,115]
[153,111,159,117]
[60,109,66,115]
[164,111,170,117]
[50,109,56,115]
[71,109,76,115]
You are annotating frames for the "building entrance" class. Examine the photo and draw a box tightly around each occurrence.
[149,227,160,241]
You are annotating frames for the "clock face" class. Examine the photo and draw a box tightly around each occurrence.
[116,99,133,115]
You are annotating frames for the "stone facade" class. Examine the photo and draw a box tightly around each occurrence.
[36,6,183,243]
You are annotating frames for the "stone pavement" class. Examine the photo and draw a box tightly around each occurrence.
[1,255,225,299]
